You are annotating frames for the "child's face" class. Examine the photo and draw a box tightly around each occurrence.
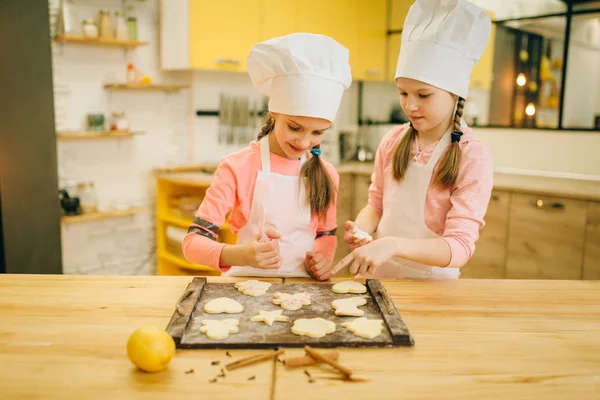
[395,77,456,133]
[271,113,331,159]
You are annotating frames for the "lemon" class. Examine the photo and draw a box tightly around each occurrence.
[127,326,176,372]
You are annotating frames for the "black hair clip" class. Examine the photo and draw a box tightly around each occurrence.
[451,131,463,143]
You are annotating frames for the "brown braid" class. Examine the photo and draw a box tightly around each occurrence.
[257,113,275,140]
[435,97,465,188]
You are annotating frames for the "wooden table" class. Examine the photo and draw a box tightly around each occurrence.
[1,275,599,399]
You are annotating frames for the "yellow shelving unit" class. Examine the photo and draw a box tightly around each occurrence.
[155,170,236,276]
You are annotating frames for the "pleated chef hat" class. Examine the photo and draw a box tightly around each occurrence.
[395,0,492,99]
[247,33,352,122]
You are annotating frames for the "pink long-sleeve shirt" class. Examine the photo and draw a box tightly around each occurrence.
[369,123,494,268]
[182,140,339,272]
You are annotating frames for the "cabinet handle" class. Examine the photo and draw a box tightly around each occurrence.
[529,199,565,209]
[215,58,241,66]
[491,194,500,201]
[364,69,381,77]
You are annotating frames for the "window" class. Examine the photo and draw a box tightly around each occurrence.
[465,0,600,131]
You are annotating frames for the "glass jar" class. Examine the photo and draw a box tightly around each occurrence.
[98,10,113,39]
[77,182,98,214]
[82,19,98,39]
[110,112,129,131]
[127,17,137,41]
[114,11,128,40]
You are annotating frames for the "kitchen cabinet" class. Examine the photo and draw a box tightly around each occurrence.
[583,201,600,279]
[352,175,372,217]
[161,0,387,80]
[469,10,496,90]
[160,0,260,71]
[389,0,412,32]
[387,34,401,81]
[259,0,298,41]
[295,0,358,67]
[461,191,510,279]
[353,0,387,81]
[334,173,355,265]
[506,194,587,280]
[188,0,260,71]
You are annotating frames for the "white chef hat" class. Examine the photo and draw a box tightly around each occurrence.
[247,33,352,122]
[395,0,492,99]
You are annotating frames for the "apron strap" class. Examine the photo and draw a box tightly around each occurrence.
[259,135,307,174]
[259,137,271,173]
[426,129,452,168]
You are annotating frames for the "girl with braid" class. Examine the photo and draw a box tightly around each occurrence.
[183,33,351,279]
[332,0,494,279]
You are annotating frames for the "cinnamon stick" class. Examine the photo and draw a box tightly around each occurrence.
[225,349,285,371]
[304,346,352,378]
[284,351,339,368]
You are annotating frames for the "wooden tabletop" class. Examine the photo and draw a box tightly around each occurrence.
[1,275,599,399]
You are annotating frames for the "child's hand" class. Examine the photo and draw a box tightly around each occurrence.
[331,237,396,277]
[343,221,372,250]
[304,251,334,281]
[244,228,281,269]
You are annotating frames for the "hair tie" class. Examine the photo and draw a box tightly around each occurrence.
[451,131,463,143]
[310,148,321,157]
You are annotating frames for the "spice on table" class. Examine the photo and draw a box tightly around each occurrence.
[225,349,285,371]
[304,346,352,379]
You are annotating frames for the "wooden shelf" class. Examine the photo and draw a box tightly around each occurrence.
[61,207,146,224]
[158,212,230,232]
[56,130,142,140]
[159,251,216,272]
[103,83,190,92]
[53,34,148,48]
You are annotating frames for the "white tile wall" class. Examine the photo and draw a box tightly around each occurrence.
[50,0,191,275]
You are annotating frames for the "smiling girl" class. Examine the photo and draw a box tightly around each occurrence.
[332,0,494,279]
[183,33,351,279]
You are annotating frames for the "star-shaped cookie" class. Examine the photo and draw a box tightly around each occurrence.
[250,310,290,326]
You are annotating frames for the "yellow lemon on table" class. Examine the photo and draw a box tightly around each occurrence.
[127,326,175,372]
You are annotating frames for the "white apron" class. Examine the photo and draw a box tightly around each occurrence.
[224,137,313,277]
[368,129,460,279]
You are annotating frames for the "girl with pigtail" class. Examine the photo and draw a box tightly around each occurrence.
[332,0,494,279]
[183,33,351,279]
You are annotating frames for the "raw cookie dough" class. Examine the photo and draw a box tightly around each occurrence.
[234,280,272,296]
[341,318,384,339]
[331,297,367,316]
[353,226,373,242]
[272,292,311,311]
[291,318,336,338]
[198,319,239,340]
[203,297,244,314]
[250,310,290,326]
[332,281,367,294]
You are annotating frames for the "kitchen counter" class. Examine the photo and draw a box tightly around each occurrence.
[1,274,598,399]
[155,171,215,187]
[338,162,600,202]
